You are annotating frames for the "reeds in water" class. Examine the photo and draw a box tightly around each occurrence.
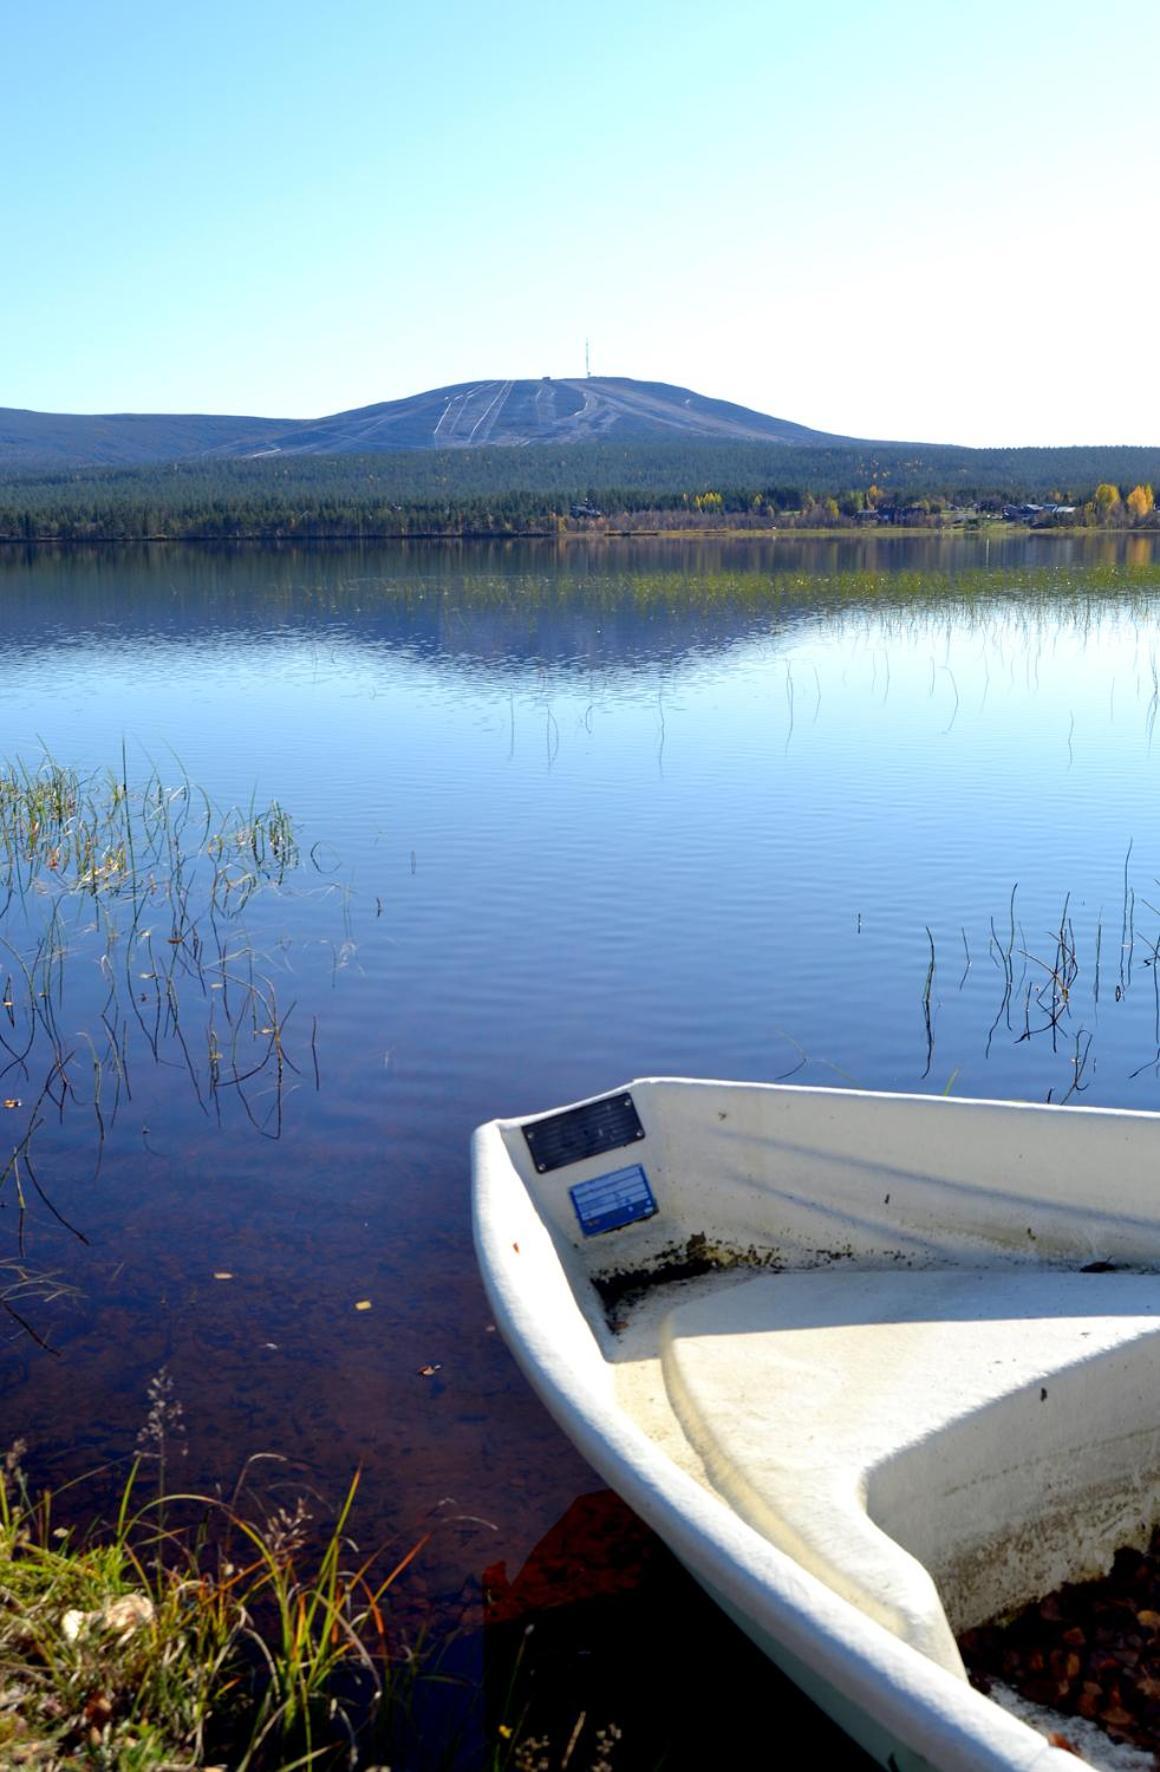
[0,758,319,1342]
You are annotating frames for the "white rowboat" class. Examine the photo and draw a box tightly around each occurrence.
[471,1078,1160,1771]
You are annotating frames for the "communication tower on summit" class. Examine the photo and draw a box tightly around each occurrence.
[585,338,591,378]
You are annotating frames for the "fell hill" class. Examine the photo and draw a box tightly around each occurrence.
[0,407,300,471]
[270,378,853,455]
[0,378,852,470]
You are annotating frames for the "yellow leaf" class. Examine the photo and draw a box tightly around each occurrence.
[213,1271,234,1281]
[355,1299,372,1312]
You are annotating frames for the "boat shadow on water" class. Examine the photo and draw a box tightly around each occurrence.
[479,1487,872,1770]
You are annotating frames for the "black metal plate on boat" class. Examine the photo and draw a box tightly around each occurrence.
[570,1164,657,1236]
[522,1091,645,1174]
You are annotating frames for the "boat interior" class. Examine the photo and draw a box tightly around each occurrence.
[483,1079,1160,1679]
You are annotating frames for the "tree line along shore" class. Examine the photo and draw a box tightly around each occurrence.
[1,442,1157,542]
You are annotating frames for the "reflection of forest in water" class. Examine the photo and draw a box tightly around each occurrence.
[2,531,1158,677]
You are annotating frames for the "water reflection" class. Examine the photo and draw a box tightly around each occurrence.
[2,531,1156,672]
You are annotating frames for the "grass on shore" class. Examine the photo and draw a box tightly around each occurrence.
[0,1440,427,1771]
[0,1441,629,1772]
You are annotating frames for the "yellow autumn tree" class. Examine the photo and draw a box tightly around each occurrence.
[1126,484,1155,522]
[1093,483,1122,519]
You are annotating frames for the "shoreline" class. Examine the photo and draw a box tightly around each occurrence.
[0,522,1126,548]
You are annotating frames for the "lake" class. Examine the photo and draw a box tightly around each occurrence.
[2,530,1159,1765]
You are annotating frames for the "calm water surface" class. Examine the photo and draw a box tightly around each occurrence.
[3,532,1160,1763]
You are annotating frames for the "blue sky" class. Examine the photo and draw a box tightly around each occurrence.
[4,0,1158,445]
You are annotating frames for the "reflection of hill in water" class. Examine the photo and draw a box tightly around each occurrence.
[2,534,1158,679]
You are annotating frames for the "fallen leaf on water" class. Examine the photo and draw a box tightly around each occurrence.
[354,1299,372,1311]
[213,1271,234,1281]
[419,1363,442,1378]
[3,1099,22,1110]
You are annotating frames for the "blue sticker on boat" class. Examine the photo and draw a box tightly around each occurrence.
[570,1164,657,1237]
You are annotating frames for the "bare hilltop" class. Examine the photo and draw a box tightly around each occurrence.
[0,377,851,470]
